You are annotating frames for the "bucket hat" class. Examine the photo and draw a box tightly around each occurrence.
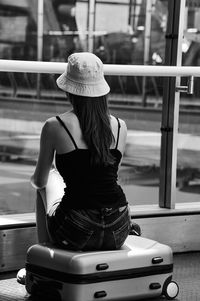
[56,52,110,97]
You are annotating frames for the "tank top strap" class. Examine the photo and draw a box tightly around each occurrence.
[56,116,78,150]
[115,117,121,149]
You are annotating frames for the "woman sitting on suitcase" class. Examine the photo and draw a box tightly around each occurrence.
[31,52,132,251]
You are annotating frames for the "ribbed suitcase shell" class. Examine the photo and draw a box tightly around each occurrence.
[25,235,174,301]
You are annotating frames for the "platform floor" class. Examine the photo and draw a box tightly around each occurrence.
[0,252,199,301]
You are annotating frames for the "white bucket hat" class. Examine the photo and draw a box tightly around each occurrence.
[56,52,110,97]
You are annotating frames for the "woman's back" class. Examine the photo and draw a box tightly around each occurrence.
[50,111,127,155]
[48,112,127,210]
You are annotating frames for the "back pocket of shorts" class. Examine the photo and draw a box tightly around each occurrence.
[56,215,94,250]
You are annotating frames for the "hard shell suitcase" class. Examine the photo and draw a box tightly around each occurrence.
[25,235,179,301]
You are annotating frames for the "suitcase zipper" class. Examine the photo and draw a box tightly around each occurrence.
[26,263,173,284]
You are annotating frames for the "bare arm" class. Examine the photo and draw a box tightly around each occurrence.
[31,120,55,189]
[118,118,127,155]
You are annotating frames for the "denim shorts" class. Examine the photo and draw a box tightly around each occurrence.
[47,204,131,251]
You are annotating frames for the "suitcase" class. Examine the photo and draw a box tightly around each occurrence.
[25,235,179,301]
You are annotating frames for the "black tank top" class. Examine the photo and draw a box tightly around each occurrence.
[55,115,127,210]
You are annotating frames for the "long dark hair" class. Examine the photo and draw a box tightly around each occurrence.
[68,93,115,166]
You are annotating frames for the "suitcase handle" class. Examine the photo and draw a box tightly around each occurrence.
[96,263,109,271]
[149,283,161,290]
[94,291,107,298]
[152,257,163,264]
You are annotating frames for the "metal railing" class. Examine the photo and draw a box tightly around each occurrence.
[0,60,200,77]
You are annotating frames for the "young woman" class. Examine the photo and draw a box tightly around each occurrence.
[31,52,131,251]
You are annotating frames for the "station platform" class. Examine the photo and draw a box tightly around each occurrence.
[0,251,199,301]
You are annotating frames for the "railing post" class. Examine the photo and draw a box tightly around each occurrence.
[88,0,96,52]
[142,0,152,107]
[159,0,186,208]
[37,0,44,99]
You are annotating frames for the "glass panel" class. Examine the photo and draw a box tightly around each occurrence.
[112,101,162,206]
[0,0,65,214]
[0,2,34,214]
[93,0,167,206]
[0,0,168,214]
[176,1,200,203]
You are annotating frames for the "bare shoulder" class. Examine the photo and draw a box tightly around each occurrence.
[118,117,127,131]
[43,116,58,130]
[59,111,78,127]
[118,118,127,143]
[110,115,127,132]
[110,115,127,153]
[45,116,58,124]
[40,116,62,139]
[44,112,75,128]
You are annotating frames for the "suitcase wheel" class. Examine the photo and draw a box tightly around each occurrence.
[163,281,179,300]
